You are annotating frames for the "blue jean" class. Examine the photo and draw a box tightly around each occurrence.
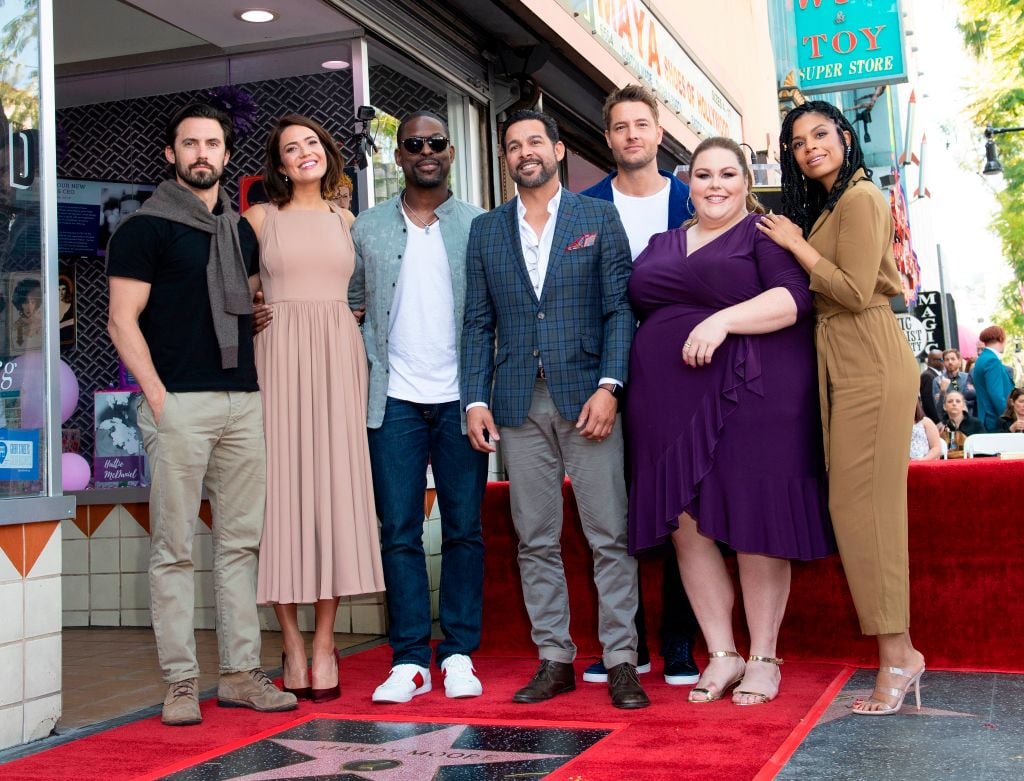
[368,397,488,669]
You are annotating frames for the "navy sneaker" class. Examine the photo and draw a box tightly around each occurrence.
[662,638,700,685]
[582,652,652,683]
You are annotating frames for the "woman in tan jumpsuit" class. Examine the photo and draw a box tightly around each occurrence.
[758,101,925,716]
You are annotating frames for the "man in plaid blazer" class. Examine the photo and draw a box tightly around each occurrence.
[461,109,648,709]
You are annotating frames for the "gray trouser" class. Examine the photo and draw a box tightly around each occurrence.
[500,379,637,668]
[137,391,266,683]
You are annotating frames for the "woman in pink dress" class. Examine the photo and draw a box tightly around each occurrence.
[245,115,384,702]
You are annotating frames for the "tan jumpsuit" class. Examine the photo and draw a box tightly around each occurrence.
[806,171,918,636]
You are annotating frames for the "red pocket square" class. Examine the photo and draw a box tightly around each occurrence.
[566,232,597,251]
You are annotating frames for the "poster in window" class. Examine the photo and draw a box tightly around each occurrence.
[58,260,77,351]
[6,271,43,354]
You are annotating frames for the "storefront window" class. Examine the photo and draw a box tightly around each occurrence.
[0,0,49,500]
[370,111,402,202]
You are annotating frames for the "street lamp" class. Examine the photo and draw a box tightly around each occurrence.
[982,124,1024,175]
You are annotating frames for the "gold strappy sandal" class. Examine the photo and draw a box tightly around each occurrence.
[688,651,745,703]
[733,655,784,706]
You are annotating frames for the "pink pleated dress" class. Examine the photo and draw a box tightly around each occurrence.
[255,203,385,604]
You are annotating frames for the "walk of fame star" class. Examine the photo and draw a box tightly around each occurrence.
[228,725,568,780]
[160,718,612,781]
[815,687,978,725]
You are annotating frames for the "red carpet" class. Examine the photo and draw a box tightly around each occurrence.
[1,645,845,781]
[481,459,1024,672]
[7,460,1016,779]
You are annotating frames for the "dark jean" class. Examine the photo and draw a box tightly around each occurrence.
[368,397,488,669]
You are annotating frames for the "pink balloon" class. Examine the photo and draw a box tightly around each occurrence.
[59,360,79,423]
[7,353,80,427]
[61,452,91,491]
[8,352,44,428]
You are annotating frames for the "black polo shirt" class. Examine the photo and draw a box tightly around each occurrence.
[107,211,260,392]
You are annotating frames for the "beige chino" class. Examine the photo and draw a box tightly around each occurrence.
[137,390,266,682]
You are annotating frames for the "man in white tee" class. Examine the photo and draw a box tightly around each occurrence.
[580,84,701,688]
[350,111,489,704]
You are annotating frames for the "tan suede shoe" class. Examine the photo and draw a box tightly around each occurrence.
[162,678,201,726]
[217,669,298,712]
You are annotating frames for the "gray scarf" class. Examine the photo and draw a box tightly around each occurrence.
[116,180,252,369]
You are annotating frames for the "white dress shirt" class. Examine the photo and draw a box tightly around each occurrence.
[517,186,562,298]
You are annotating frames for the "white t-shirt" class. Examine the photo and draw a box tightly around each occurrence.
[387,214,460,403]
[612,178,672,261]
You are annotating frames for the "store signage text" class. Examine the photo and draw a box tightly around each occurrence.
[558,0,742,139]
[794,0,907,93]
[897,291,946,357]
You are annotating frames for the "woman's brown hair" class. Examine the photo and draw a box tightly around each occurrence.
[683,136,764,228]
[1001,387,1023,422]
[262,114,345,206]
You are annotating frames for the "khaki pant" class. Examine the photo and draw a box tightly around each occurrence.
[137,391,266,683]
[500,380,638,669]
[819,307,919,636]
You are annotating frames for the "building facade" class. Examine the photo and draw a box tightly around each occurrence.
[0,0,781,748]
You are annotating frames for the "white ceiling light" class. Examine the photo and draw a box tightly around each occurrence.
[237,9,278,23]
[321,60,350,70]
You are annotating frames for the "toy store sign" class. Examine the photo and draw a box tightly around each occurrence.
[795,0,908,93]
[557,0,742,138]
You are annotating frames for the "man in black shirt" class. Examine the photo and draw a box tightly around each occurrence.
[107,102,296,726]
[919,349,943,423]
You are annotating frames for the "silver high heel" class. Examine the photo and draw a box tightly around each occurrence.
[852,664,925,716]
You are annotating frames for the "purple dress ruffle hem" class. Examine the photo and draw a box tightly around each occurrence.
[626,214,835,560]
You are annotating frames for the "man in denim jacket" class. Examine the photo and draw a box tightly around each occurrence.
[349,111,488,704]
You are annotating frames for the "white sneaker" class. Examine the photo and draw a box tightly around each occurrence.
[441,654,483,699]
[372,664,432,704]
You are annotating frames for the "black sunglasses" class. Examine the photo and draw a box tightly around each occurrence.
[401,135,450,154]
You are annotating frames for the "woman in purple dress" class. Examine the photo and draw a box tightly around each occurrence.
[627,137,833,705]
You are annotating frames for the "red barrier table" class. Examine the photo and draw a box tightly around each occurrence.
[480,459,1024,671]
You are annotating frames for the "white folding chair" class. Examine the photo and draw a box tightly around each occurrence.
[963,432,1024,458]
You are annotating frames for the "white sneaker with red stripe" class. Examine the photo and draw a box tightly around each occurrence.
[372,664,432,703]
[441,654,483,699]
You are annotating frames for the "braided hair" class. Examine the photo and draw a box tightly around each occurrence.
[778,100,872,235]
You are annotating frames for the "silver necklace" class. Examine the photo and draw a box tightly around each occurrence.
[402,192,439,233]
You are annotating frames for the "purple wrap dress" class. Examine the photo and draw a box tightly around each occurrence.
[626,214,834,560]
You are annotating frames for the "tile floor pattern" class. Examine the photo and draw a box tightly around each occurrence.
[59,628,383,730]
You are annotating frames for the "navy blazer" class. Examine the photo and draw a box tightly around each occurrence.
[460,189,635,427]
[580,168,693,229]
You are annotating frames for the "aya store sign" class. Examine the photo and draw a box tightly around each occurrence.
[557,0,742,138]
[897,290,946,358]
[794,0,908,93]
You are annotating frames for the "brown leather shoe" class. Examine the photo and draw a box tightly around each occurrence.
[608,662,650,709]
[162,678,202,726]
[218,669,298,712]
[512,660,576,703]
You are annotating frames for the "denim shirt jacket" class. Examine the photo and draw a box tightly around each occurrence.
[349,193,484,432]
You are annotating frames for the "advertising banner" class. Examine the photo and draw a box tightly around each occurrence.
[794,0,908,93]
[557,0,742,138]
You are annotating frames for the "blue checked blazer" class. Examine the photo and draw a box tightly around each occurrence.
[460,189,635,427]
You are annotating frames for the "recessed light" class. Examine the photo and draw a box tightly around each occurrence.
[321,60,350,70]
[237,9,277,23]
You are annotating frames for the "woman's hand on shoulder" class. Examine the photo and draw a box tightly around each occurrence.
[755,212,802,252]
